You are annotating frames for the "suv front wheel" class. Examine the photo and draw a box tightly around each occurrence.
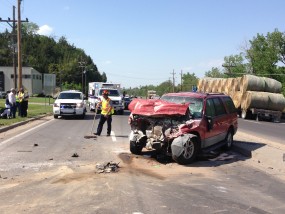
[172,136,198,165]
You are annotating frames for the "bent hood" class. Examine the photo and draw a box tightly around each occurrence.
[128,99,189,117]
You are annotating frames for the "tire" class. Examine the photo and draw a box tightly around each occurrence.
[241,110,247,119]
[54,115,58,119]
[223,129,233,150]
[119,110,124,115]
[80,112,85,119]
[130,140,143,155]
[172,137,198,165]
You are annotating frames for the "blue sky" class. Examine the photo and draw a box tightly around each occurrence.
[1,0,285,89]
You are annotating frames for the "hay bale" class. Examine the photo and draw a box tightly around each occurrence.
[268,93,285,111]
[240,75,265,93]
[232,91,243,109]
[263,77,282,93]
[241,91,285,111]
[203,78,213,93]
[220,79,227,93]
[197,79,203,92]
[233,77,241,92]
[224,78,234,95]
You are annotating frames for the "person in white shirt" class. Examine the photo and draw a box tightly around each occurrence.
[8,88,17,118]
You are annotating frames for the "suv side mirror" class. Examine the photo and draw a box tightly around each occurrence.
[205,115,213,131]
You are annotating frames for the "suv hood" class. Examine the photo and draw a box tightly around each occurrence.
[128,99,189,116]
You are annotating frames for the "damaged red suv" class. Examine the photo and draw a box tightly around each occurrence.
[128,92,238,165]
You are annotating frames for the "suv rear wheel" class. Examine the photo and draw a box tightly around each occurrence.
[223,129,233,150]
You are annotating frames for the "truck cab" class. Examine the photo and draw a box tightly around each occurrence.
[96,88,124,115]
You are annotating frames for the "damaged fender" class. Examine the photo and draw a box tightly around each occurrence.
[171,133,198,164]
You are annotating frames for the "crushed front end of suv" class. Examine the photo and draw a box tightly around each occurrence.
[53,90,87,119]
[128,92,238,165]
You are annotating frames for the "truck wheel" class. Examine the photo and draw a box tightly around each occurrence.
[54,115,58,119]
[223,129,233,150]
[241,110,247,119]
[130,140,143,155]
[172,138,198,165]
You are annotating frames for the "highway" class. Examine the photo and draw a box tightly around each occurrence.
[0,112,284,213]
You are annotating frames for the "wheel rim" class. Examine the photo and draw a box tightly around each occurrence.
[183,139,194,159]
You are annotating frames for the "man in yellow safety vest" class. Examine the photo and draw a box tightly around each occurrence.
[95,90,114,136]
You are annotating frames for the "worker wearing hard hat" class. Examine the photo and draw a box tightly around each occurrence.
[95,90,114,136]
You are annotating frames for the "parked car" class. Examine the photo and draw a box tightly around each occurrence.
[0,91,7,99]
[128,92,238,165]
[123,97,131,110]
[53,90,87,119]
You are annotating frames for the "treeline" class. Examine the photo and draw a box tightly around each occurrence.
[127,29,285,97]
[0,22,106,90]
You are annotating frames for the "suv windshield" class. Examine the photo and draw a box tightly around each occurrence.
[58,92,82,99]
[99,89,120,96]
[161,95,203,118]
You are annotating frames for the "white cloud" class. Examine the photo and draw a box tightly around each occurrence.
[37,25,53,36]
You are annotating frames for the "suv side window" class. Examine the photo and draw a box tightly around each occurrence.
[213,98,227,116]
[206,99,215,117]
[222,97,236,114]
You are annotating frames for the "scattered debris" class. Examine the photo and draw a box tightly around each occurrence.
[49,158,53,160]
[71,153,79,158]
[34,143,38,147]
[96,162,120,173]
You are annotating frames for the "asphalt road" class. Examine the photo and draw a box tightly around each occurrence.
[0,112,284,214]
[238,118,285,145]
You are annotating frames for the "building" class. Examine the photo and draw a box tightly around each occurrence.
[0,66,43,95]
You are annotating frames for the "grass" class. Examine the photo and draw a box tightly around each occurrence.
[0,97,53,127]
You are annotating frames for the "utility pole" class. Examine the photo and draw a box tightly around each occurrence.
[170,69,176,92]
[17,0,22,89]
[0,0,28,90]
[78,57,86,93]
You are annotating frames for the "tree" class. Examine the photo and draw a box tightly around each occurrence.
[223,54,246,77]
[181,72,199,91]
[205,67,225,78]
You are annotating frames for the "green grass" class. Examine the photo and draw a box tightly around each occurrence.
[0,99,53,127]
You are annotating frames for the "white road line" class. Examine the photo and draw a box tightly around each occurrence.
[111,131,116,141]
[0,119,54,147]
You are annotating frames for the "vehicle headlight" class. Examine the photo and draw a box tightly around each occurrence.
[77,103,84,108]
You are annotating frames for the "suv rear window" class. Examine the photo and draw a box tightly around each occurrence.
[222,97,237,114]
[161,95,203,118]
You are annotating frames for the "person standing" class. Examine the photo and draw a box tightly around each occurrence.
[18,88,25,117]
[22,90,29,117]
[95,90,114,136]
[8,88,17,118]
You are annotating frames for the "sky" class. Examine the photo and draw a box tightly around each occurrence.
[1,0,285,89]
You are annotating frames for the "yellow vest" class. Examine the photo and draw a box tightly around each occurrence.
[101,98,114,115]
[18,92,24,103]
